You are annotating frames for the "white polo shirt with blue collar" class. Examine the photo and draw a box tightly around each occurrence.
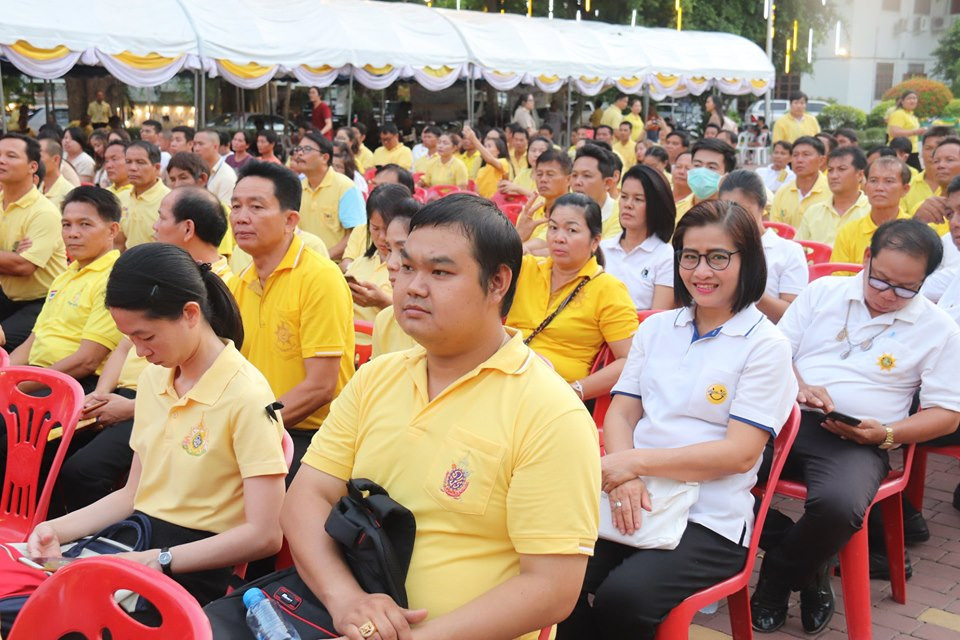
[600,234,674,310]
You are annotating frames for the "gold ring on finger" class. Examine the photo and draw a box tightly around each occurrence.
[358,621,377,639]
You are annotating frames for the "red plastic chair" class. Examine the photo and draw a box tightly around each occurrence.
[905,445,960,513]
[808,262,862,282]
[0,348,9,367]
[9,556,212,640]
[491,191,529,209]
[795,239,832,266]
[364,167,377,182]
[467,179,478,193]
[355,320,374,369]
[501,202,524,224]
[413,187,428,203]
[0,367,84,542]
[762,221,797,240]
[412,171,424,185]
[655,405,802,640]
[426,185,462,202]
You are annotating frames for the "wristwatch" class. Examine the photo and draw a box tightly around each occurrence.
[158,547,174,576]
[571,380,584,401]
[878,425,897,450]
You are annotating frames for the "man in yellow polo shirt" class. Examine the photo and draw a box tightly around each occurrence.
[601,93,628,129]
[296,130,366,260]
[796,146,871,245]
[0,133,68,351]
[119,141,170,249]
[676,138,737,221]
[519,149,573,255]
[901,126,954,214]
[911,137,960,237]
[772,92,821,144]
[832,158,913,264]
[153,187,232,283]
[10,186,122,391]
[371,123,413,170]
[229,161,354,477]
[612,121,638,172]
[102,140,132,197]
[770,136,832,228]
[87,90,111,129]
[281,194,600,640]
[38,139,74,209]
[572,144,621,239]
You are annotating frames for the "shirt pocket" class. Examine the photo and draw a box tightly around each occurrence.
[273,307,302,360]
[423,426,505,517]
[686,367,740,425]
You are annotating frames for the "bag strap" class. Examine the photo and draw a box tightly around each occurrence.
[524,276,590,346]
[62,514,153,558]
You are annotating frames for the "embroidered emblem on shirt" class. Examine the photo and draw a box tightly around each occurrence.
[641,267,650,279]
[441,458,471,499]
[275,318,297,355]
[47,289,58,300]
[877,353,896,371]
[181,425,208,456]
[706,384,728,404]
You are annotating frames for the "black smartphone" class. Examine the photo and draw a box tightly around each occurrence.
[825,410,862,426]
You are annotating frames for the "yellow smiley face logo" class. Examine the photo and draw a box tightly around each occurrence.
[706,384,728,404]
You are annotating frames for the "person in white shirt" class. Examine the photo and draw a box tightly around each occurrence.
[193,129,237,205]
[558,200,797,640]
[920,175,960,303]
[600,164,676,311]
[719,170,807,323]
[752,219,960,635]
[62,126,96,183]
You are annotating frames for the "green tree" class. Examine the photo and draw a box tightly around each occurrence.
[933,20,960,93]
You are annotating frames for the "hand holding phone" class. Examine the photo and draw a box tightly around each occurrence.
[824,410,862,426]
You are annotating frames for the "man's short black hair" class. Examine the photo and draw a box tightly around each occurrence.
[665,130,690,148]
[62,185,121,222]
[866,156,911,184]
[793,135,825,156]
[923,126,956,143]
[574,144,615,179]
[535,148,573,174]
[867,145,897,160]
[828,145,867,171]
[375,164,416,192]
[538,123,554,134]
[870,219,943,277]
[302,130,334,162]
[257,129,278,145]
[691,138,737,173]
[127,140,161,165]
[934,136,960,155]
[596,125,614,137]
[170,186,228,246]
[619,120,633,131]
[835,127,859,143]
[1,133,41,166]
[423,125,442,138]
[236,161,302,212]
[817,132,838,154]
[947,174,960,196]
[789,91,808,103]
[889,136,913,155]
[171,125,195,141]
[644,146,669,165]
[408,193,522,315]
[141,119,163,132]
[105,140,129,154]
[380,122,399,136]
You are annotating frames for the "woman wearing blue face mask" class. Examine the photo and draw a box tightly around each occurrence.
[675,138,738,223]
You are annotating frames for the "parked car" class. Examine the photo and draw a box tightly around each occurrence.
[208,113,297,134]
[20,106,70,132]
[745,99,828,124]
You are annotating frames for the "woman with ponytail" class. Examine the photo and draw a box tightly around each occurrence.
[26,243,287,606]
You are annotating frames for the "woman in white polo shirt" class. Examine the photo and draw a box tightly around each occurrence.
[600,164,677,311]
[558,200,797,640]
[719,169,808,323]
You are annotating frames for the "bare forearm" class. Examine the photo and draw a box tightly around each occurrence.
[48,348,106,381]
[578,358,625,401]
[45,487,135,544]
[0,251,37,277]
[756,294,792,324]
[621,438,763,482]
[889,408,959,444]
[279,386,332,427]
[96,340,132,393]
[328,236,350,261]
[167,521,282,573]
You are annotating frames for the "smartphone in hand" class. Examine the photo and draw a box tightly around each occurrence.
[824,410,862,426]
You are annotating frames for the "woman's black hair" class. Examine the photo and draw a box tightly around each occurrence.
[105,243,244,347]
[64,126,90,154]
[548,192,606,267]
[363,183,420,258]
[718,168,768,212]
[619,164,676,243]
[483,135,509,168]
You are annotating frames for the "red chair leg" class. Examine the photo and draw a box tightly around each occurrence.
[904,448,929,514]
[881,495,907,604]
[838,524,874,640]
[653,602,695,640]
[727,587,754,640]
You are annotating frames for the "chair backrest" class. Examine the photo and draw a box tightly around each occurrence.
[808,262,863,282]
[9,556,212,640]
[413,187,428,203]
[748,405,801,565]
[466,179,478,193]
[0,367,84,540]
[796,239,832,265]
[762,221,797,240]
[364,166,377,182]
[491,191,529,210]
[426,185,461,202]
[0,348,9,368]
[500,202,524,224]
[355,320,375,369]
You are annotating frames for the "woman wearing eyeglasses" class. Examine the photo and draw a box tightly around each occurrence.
[558,200,797,640]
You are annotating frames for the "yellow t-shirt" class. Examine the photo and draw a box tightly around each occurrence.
[421,155,469,188]
[87,100,111,124]
[413,152,437,175]
[623,113,645,142]
[344,253,391,325]
[0,186,67,301]
[795,192,871,245]
[119,180,171,248]
[105,183,132,199]
[769,173,832,228]
[371,144,414,170]
[131,341,287,534]
[600,105,624,129]
[513,168,536,193]
[43,175,74,210]
[356,144,374,173]
[302,331,600,634]
[887,108,921,153]
[771,113,821,144]
[830,210,913,264]
[901,169,935,214]
[476,159,510,199]
[459,151,482,180]
[299,171,366,250]
[612,140,637,171]
[505,255,638,382]
[229,234,355,430]
[28,250,122,372]
[371,305,416,359]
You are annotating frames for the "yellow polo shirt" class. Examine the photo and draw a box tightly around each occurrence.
[513,168,536,193]
[371,144,413,170]
[612,140,637,171]
[600,105,624,128]
[476,159,510,199]
[302,330,600,633]
[771,113,821,144]
[413,152,437,175]
[0,186,67,301]
[28,250,122,371]
[887,108,921,153]
[508,152,529,180]
[299,171,366,251]
[119,180,170,248]
[623,113,645,142]
[105,183,132,199]
[459,150,482,180]
[229,234,354,430]
[770,173,832,228]
[371,305,416,359]
[901,170,935,214]
[675,193,694,223]
[86,101,111,124]
[228,227,329,275]
[506,255,638,383]
[343,253,391,324]
[356,144,374,173]
[421,155,468,188]
[43,175,74,210]
[905,186,951,236]
[795,192,871,245]
[831,209,913,264]
[131,341,287,534]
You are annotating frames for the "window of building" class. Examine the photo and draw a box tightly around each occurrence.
[882,0,900,10]
[904,63,925,81]
[915,0,931,14]
[774,74,801,100]
[875,63,895,100]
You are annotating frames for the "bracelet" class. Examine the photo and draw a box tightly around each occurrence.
[571,380,585,401]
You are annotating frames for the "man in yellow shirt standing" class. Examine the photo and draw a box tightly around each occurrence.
[772,92,821,144]
[612,121,638,172]
[0,133,68,351]
[87,90,111,129]
[601,93,628,129]
[118,141,170,249]
[770,136,832,227]
[281,194,600,640]
[796,146,871,245]
[229,161,354,476]
[371,123,413,170]
[38,139,74,209]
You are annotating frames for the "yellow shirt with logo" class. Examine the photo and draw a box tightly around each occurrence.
[371,144,414,170]
[769,173,832,228]
[228,227,329,275]
[795,192,871,245]
[229,234,354,430]
[119,180,170,248]
[302,330,600,635]
[0,186,67,301]
[371,305,416,359]
[421,155,468,188]
[43,175,74,210]
[299,171,366,251]
[771,113,821,144]
[831,209,913,264]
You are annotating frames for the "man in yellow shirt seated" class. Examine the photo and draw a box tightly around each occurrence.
[796,146,871,245]
[770,136,831,228]
[519,149,574,255]
[229,161,355,477]
[572,143,621,240]
[412,125,441,175]
[772,92,821,144]
[371,123,413,170]
[508,124,530,178]
[102,140,132,197]
[10,186,123,392]
[38,139,74,209]
[911,136,960,236]
[153,186,232,282]
[831,157,913,264]
[612,122,637,172]
[676,138,737,221]
[281,193,600,640]
[901,126,954,214]
[118,141,170,249]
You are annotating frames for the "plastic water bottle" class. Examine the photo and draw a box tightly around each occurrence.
[243,588,301,640]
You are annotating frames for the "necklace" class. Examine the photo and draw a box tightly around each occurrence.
[835,300,888,359]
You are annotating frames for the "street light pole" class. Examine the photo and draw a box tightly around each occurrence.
[764,0,773,125]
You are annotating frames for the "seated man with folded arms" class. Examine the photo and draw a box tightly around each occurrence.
[281,193,600,640]
[751,219,960,634]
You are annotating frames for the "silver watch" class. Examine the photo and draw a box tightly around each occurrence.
[158,547,173,576]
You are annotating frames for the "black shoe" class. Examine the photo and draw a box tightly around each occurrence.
[904,511,930,545]
[868,548,913,581]
[750,563,791,634]
[799,563,834,634]
[954,482,960,511]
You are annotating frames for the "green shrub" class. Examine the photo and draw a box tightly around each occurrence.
[882,78,954,118]
[867,100,895,128]
[858,127,888,147]
[817,104,867,130]
[942,99,960,118]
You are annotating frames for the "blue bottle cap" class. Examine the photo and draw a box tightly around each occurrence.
[242,587,268,609]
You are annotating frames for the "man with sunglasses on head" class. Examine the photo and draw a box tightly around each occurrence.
[750,219,960,635]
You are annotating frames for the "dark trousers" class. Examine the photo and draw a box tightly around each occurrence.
[0,291,44,353]
[58,388,137,512]
[287,428,314,484]
[557,523,747,640]
[758,410,890,590]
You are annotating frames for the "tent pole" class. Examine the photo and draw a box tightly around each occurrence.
[380,90,385,127]
[0,68,6,134]
[348,74,355,125]
[466,71,473,124]
[642,85,650,120]
[240,89,246,128]
[193,71,199,128]
[565,82,572,148]
[199,74,206,128]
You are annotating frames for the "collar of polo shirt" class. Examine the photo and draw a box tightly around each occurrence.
[672,304,764,338]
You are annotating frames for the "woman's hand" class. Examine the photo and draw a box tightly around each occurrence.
[82,393,135,426]
[608,478,651,536]
[601,449,644,493]
[27,523,61,558]
[349,281,392,309]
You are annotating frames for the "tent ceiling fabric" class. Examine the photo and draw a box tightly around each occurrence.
[0,0,774,96]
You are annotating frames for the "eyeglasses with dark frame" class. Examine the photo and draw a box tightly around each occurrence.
[291,145,320,155]
[676,249,740,271]
[867,259,922,299]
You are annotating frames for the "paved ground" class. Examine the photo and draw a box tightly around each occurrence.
[689,451,960,639]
